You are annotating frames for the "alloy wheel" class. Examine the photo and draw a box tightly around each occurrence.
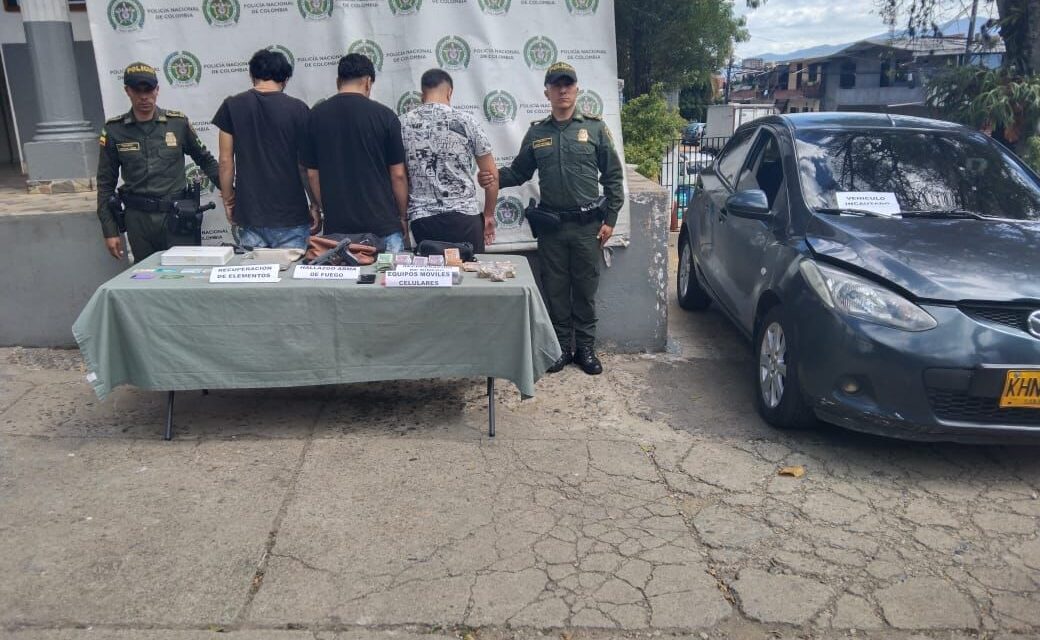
[679,240,692,299]
[759,321,788,409]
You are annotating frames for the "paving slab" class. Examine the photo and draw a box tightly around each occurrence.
[248,437,722,630]
[0,436,303,627]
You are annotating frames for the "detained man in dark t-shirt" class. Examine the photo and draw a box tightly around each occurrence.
[212,48,317,249]
[300,53,408,253]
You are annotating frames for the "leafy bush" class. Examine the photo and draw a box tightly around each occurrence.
[1019,135,1040,174]
[621,84,687,181]
[926,66,1040,146]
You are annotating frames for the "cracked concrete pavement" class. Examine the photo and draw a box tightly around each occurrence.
[1,234,1039,639]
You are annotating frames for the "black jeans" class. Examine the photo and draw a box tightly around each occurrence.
[410,212,484,253]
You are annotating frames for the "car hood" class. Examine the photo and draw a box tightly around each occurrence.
[805,215,1040,302]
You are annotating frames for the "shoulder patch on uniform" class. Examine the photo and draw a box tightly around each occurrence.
[164,110,187,118]
[584,114,603,121]
[105,114,124,124]
[533,137,553,149]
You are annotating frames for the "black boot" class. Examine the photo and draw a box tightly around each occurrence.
[547,351,573,374]
[574,347,603,375]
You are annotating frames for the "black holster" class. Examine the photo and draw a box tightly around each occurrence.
[524,196,606,238]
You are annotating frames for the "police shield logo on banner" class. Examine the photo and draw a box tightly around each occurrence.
[185,163,215,193]
[524,36,558,70]
[577,89,604,118]
[477,0,510,15]
[565,0,599,14]
[388,0,422,15]
[348,39,384,71]
[267,45,295,69]
[495,196,525,229]
[203,0,241,26]
[164,51,203,87]
[436,36,471,71]
[107,0,145,31]
[297,0,333,20]
[397,91,422,115]
[483,90,517,124]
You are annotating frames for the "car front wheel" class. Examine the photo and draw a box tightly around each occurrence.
[754,306,815,429]
[677,231,712,311]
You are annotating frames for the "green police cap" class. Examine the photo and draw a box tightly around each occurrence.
[544,62,577,85]
[123,62,158,88]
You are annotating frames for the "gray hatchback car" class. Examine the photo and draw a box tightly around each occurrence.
[677,112,1040,443]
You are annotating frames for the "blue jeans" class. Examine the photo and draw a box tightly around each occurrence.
[383,231,404,253]
[237,224,310,249]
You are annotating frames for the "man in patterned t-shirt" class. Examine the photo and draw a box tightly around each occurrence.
[401,69,499,252]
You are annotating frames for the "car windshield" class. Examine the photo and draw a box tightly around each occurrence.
[795,129,1040,220]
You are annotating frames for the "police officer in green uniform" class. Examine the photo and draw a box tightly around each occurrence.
[97,62,221,262]
[481,62,624,375]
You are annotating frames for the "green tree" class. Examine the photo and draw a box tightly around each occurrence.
[621,84,687,180]
[615,0,747,99]
[679,80,717,121]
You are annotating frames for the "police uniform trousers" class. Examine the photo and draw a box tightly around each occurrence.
[538,218,601,350]
[124,209,195,263]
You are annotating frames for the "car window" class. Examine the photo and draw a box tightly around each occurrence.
[715,128,756,188]
[795,129,1040,220]
[737,131,785,209]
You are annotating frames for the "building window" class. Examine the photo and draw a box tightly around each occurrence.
[839,61,856,89]
[881,60,910,87]
[3,0,87,10]
[795,63,804,89]
[777,69,789,90]
[809,64,819,84]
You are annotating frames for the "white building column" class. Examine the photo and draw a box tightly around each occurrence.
[21,0,97,190]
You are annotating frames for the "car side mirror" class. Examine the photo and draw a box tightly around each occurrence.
[725,189,771,221]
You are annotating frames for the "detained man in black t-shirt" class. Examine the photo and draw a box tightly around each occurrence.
[300,54,409,253]
[212,49,317,249]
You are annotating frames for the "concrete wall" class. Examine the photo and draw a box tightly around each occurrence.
[521,168,669,354]
[0,210,125,347]
[0,168,670,352]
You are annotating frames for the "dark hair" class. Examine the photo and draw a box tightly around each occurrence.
[420,68,453,92]
[337,53,376,84]
[249,49,293,83]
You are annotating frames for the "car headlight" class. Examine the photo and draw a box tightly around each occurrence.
[799,260,937,331]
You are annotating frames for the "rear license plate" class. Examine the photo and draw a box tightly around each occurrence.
[1000,370,1040,408]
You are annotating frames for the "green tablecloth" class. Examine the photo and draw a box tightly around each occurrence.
[73,254,562,400]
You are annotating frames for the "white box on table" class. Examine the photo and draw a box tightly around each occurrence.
[161,246,233,266]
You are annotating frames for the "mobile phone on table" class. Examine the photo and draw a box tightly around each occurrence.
[358,273,376,284]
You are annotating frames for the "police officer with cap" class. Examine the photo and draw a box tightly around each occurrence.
[96,62,221,261]
[480,62,624,375]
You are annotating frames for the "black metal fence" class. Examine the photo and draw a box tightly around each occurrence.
[659,136,729,215]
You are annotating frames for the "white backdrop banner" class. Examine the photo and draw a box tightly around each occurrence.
[86,0,627,251]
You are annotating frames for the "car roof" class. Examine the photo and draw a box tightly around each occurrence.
[753,111,970,133]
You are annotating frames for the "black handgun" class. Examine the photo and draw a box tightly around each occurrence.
[167,178,216,244]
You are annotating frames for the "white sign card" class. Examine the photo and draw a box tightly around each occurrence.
[209,264,281,284]
[293,265,361,280]
[395,266,460,274]
[384,269,454,288]
[835,192,902,217]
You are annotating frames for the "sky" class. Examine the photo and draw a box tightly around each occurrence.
[733,0,999,60]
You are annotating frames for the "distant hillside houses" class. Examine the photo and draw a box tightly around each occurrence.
[729,35,1004,116]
